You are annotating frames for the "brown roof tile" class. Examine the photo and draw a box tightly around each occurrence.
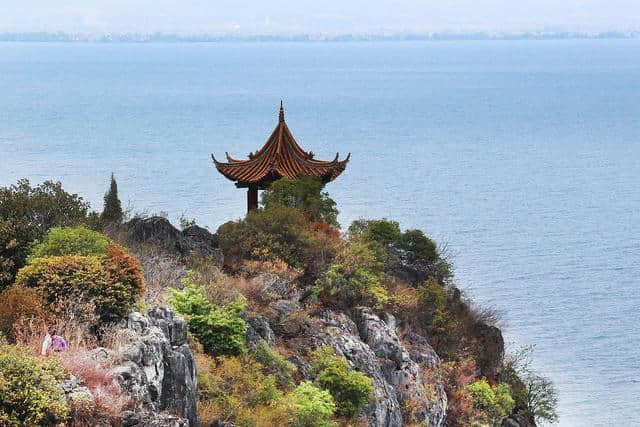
[212,102,349,188]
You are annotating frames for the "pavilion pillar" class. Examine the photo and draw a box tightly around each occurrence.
[247,185,258,212]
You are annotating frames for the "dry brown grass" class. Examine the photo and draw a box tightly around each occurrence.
[56,348,132,420]
[13,301,99,354]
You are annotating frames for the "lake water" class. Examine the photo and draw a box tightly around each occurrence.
[1,40,639,426]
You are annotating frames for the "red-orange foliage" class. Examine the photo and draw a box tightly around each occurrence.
[0,285,44,341]
[442,358,478,427]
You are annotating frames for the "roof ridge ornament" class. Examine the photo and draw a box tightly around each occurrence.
[279,100,285,122]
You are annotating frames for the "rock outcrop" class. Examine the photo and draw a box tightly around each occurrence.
[502,413,536,427]
[314,308,447,427]
[123,216,222,263]
[354,307,447,427]
[114,308,198,427]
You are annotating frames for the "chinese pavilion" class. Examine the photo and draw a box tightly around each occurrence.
[212,102,350,212]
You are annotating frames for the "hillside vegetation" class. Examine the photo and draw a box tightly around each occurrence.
[0,177,557,427]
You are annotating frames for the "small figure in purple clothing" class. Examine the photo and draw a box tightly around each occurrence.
[41,329,67,355]
[50,330,67,352]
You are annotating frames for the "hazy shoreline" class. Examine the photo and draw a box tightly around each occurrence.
[1,30,639,43]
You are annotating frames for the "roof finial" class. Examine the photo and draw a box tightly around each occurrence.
[279,100,285,122]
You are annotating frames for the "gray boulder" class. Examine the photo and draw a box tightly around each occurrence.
[115,308,197,427]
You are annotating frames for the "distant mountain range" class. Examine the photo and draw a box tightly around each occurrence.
[1,31,638,42]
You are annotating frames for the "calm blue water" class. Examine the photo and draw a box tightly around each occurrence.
[1,40,639,426]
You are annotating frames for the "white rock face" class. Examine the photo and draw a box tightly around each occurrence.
[317,308,447,427]
[114,308,198,427]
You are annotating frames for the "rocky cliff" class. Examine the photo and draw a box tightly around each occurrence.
[244,273,448,427]
[115,308,198,427]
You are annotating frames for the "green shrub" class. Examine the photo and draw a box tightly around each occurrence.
[168,281,247,356]
[217,204,336,278]
[30,226,109,258]
[15,243,144,324]
[311,347,373,417]
[501,347,558,424]
[314,240,388,308]
[0,180,91,289]
[251,341,297,388]
[0,345,69,426]
[261,176,339,227]
[466,379,515,425]
[286,381,336,427]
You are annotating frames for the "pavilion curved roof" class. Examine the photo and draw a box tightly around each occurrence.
[212,102,350,188]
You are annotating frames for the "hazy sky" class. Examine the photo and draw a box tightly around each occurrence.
[2,0,639,34]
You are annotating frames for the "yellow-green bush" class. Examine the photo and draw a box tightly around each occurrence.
[0,345,69,426]
[217,205,338,279]
[168,281,247,356]
[466,379,515,426]
[30,226,109,258]
[311,347,373,417]
[286,381,336,427]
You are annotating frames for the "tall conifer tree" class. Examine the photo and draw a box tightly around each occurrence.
[101,173,123,224]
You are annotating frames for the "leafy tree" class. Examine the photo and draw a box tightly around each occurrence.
[0,179,90,237]
[311,347,373,417]
[30,226,109,258]
[100,173,123,224]
[261,176,339,227]
[501,347,558,424]
[349,218,451,285]
[168,279,248,356]
[0,344,69,426]
[287,381,337,427]
[0,180,90,289]
[0,219,32,290]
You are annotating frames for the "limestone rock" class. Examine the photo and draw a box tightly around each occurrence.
[317,310,403,427]
[245,315,275,349]
[115,308,198,427]
[354,307,447,427]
